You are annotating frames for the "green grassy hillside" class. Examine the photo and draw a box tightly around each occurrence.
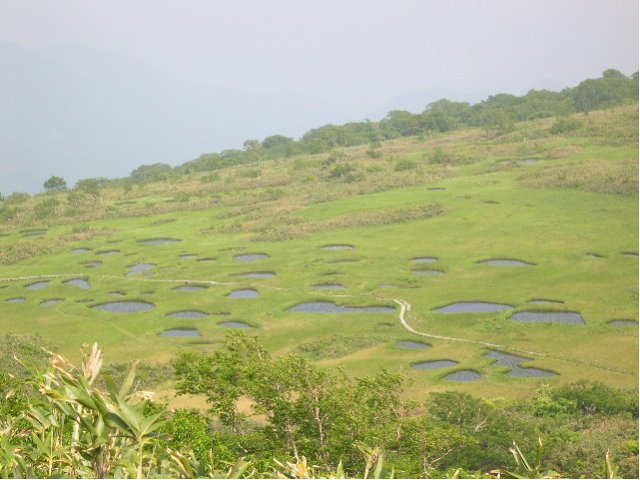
[0,105,637,401]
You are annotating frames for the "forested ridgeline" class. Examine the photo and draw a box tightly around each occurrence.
[0,334,637,478]
[138,68,639,180]
[1,68,637,202]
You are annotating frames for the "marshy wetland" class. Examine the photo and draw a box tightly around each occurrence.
[0,104,637,403]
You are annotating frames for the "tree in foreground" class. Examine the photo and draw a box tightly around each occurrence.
[0,335,633,478]
[0,340,398,478]
[0,344,252,478]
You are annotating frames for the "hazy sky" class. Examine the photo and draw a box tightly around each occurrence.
[1,0,638,98]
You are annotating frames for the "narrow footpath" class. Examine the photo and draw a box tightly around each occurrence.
[392,298,636,377]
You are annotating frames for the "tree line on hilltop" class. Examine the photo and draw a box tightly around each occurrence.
[127,68,638,183]
[1,68,635,201]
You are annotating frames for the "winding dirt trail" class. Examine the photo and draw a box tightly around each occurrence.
[392,298,636,377]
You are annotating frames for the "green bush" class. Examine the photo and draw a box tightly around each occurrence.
[329,162,356,178]
[550,116,584,134]
[0,205,19,222]
[172,192,191,202]
[5,192,30,204]
[395,159,417,171]
[33,198,60,220]
[429,147,452,164]
[201,172,220,183]
[323,150,348,166]
[238,168,261,178]
[552,381,638,416]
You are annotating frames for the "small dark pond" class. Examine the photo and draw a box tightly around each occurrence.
[197,257,216,262]
[287,301,394,314]
[311,283,346,290]
[411,359,457,370]
[71,248,90,254]
[227,289,259,298]
[584,252,604,259]
[510,310,584,324]
[234,253,270,261]
[478,259,533,266]
[427,187,446,191]
[486,350,557,377]
[127,263,155,275]
[6,297,25,303]
[96,249,119,255]
[520,159,538,165]
[622,252,639,257]
[25,281,49,290]
[40,298,63,307]
[433,302,513,313]
[528,299,564,305]
[608,319,638,326]
[166,310,209,318]
[320,244,354,251]
[139,238,181,245]
[218,321,254,329]
[237,272,276,278]
[485,350,530,367]
[412,269,444,275]
[179,254,198,259]
[396,340,431,349]
[93,301,155,313]
[173,285,209,291]
[65,279,90,289]
[443,370,481,381]
[410,256,438,263]
[109,291,126,296]
[159,329,201,337]
[328,258,360,264]
[83,261,102,268]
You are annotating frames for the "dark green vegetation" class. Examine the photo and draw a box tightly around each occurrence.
[0,71,637,477]
[0,334,637,478]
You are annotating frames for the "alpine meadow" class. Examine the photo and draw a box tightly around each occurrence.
[0,56,638,479]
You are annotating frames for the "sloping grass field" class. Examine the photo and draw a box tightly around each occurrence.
[0,105,637,401]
